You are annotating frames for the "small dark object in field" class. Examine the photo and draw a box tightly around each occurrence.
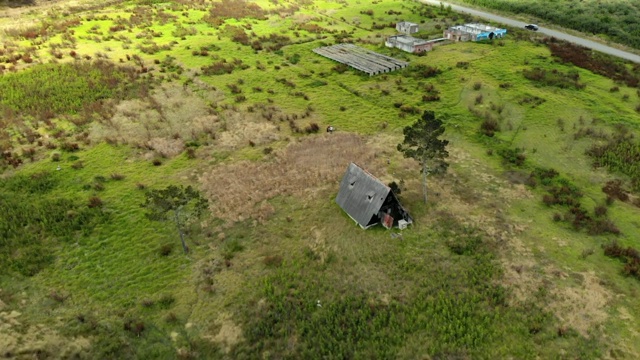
[159,244,173,256]
[88,196,103,208]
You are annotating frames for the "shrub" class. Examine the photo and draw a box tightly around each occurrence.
[603,242,640,279]
[332,63,349,74]
[473,82,482,90]
[399,105,420,115]
[498,148,526,166]
[165,312,178,323]
[480,118,499,137]
[110,173,125,180]
[158,294,175,309]
[152,159,162,166]
[580,248,595,259]
[587,218,620,235]
[594,204,607,217]
[124,319,145,336]
[287,53,301,64]
[71,161,84,169]
[304,123,320,134]
[201,61,236,75]
[87,196,103,208]
[48,290,67,303]
[159,244,173,256]
[388,181,402,195]
[406,64,441,79]
[602,179,629,202]
[51,153,61,162]
[60,142,80,152]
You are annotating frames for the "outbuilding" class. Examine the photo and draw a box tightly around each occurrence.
[336,163,413,229]
[396,21,419,35]
[444,23,507,42]
[385,34,434,53]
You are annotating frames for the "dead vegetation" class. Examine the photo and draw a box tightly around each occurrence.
[90,83,224,155]
[213,110,281,150]
[542,38,640,88]
[0,310,91,358]
[200,133,385,224]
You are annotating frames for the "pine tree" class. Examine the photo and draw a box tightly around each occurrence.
[141,185,208,254]
[397,110,449,204]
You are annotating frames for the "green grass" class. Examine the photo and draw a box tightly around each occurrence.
[1,0,640,358]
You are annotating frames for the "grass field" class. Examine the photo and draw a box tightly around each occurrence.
[1,0,640,358]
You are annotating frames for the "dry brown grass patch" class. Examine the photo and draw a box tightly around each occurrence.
[206,312,244,353]
[0,310,91,357]
[548,270,611,337]
[148,137,184,158]
[215,110,280,150]
[200,133,385,224]
[89,83,223,153]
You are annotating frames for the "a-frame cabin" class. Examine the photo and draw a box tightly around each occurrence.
[336,163,413,229]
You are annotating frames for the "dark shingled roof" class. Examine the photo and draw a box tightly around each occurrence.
[336,163,392,229]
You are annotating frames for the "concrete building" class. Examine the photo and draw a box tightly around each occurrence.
[385,34,434,53]
[444,23,507,42]
[396,21,419,35]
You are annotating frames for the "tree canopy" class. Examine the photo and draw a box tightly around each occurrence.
[141,185,208,254]
[397,110,449,203]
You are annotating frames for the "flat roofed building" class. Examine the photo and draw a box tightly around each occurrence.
[444,23,507,42]
[396,21,419,35]
[385,34,434,53]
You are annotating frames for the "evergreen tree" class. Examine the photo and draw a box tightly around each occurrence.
[141,185,208,254]
[397,110,449,204]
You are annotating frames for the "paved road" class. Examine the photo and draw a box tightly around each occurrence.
[420,0,640,63]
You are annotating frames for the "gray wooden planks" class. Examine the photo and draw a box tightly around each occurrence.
[313,44,408,76]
